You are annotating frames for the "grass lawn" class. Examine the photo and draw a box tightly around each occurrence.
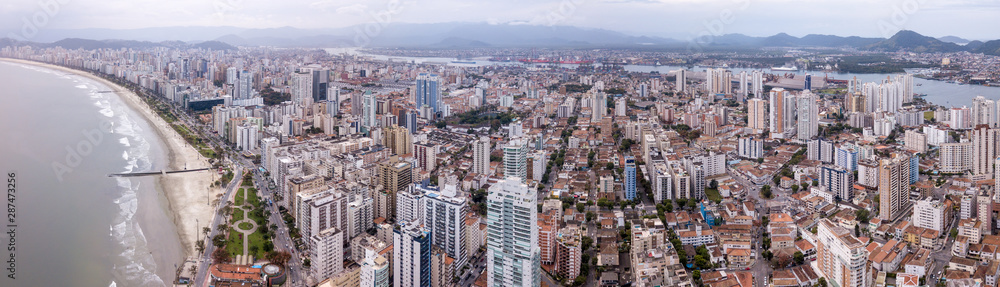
[239,222,253,230]
[235,188,245,206]
[248,207,266,226]
[925,111,935,121]
[226,227,243,256]
[247,188,260,208]
[705,188,722,203]
[233,208,244,222]
[248,231,268,258]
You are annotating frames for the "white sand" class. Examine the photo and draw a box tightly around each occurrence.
[0,58,222,260]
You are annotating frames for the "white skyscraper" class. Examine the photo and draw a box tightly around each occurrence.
[487,177,540,287]
[797,91,819,140]
[675,69,687,93]
[504,138,529,183]
[751,70,764,97]
[397,184,426,225]
[472,136,491,176]
[347,196,374,239]
[309,227,344,281]
[296,188,349,242]
[394,221,432,287]
[972,96,997,127]
[362,91,377,130]
[422,184,469,270]
[739,71,749,100]
[592,92,607,122]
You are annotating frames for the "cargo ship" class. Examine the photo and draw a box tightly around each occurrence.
[516,58,594,64]
[770,66,798,71]
[451,60,476,64]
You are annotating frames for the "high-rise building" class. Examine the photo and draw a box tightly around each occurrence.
[738,137,764,159]
[293,71,314,106]
[797,91,818,140]
[625,156,637,201]
[979,191,993,235]
[904,130,927,153]
[554,227,582,279]
[972,96,997,127]
[393,221,432,287]
[237,70,253,99]
[416,73,441,115]
[615,97,627,117]
[327,88,340,116]
[739,71,749,101]
[309,227,344,281]
[296,188,348,242]
[971,125,1000,178]
[747,98,768,134]
[769,88,795,139]
[815,218,870,287]
[751,70,764,97]
[878,153,912,221]
[487,177,540,287]
[820,165,854,201]
[472,136,491,176]
[397,185,426,225]
[940,142,972,173]
[378,156,413,221]
[503,138,529,183]
[360,253,390,287]
[383,125,412,156]
[592,92,607,122]
[423,184,469,270]
[362,91,377,131]
[347,196,374,239]
[413,142,438,172]
[705,68,732,94]
[675,69,686,93]
[912,197,949,232]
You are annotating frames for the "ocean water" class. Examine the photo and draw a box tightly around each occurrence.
[0,62,182,286]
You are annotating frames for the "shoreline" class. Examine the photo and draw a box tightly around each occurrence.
[0,58,221,282]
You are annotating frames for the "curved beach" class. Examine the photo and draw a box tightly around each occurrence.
[0,58,221,281]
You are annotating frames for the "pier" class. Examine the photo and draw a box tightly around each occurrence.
[108,168,211,177]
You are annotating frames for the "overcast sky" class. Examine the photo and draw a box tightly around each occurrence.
[2,0,999,40]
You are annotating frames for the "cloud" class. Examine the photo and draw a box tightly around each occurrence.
[335,3,368,15]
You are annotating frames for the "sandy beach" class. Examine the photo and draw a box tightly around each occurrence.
[0,58,221,266]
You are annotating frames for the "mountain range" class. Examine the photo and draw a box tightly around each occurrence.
[3,22,1000,55]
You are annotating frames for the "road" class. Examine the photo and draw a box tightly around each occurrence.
[194,167,243,286]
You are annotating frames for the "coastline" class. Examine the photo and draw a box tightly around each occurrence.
[0,58,221,279]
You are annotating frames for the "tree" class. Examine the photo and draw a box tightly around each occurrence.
[687,199,697,210]
[266,251,292,266]
[709,179,718,190]
[212,248,232,263]
[761,185,773,199]
[586,211,596,222]
[582,236,594,252]
[794,251,805,266]
[854,224,861,237]
[576,203,586,213]
[818,277,828,287]
[762,250,773,261]
[606,162,615,170]
[791,184,800,192]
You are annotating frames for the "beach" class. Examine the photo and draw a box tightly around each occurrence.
[0,58,221,276]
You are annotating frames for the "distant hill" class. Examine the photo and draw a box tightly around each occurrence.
[1,23,998,53]
[972,40,1000,56]
[938,35,971,44]
[867,30,966,53]
[0,37,238,51]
